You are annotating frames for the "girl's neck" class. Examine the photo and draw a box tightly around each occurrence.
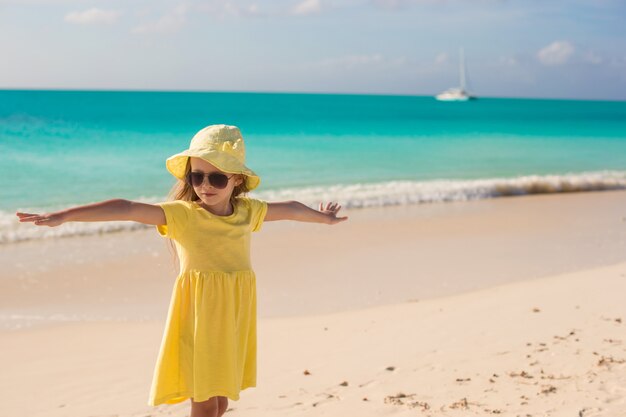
[196,199,234,217]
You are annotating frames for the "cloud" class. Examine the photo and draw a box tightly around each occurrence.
[192,1,266,20]
[498,56,518,67]
[411,52,455,77]
[434,52,448,65]
[372,0,410,9]
[582,50,603,65]
[132,4,187,34]
[215,2,264,18]
[291,0,321,15]
[64,8,120,25]
[240,4,263,17]
[536,41,575,66]
[372,0,444,10]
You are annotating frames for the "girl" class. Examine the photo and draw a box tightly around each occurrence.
[16,124,348,417]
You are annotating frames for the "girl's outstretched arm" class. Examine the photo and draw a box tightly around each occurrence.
[16,199,166,227]
[265,201,348,225]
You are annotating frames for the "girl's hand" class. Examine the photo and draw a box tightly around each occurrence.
[16,211,65,227]
[318,202,349,225]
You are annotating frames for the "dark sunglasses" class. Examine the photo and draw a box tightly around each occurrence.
[186,171,234,189]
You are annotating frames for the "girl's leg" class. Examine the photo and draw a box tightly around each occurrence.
[217,396,229,416]
[190,396,219,417]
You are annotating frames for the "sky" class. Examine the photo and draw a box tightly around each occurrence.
[1,0,625,100]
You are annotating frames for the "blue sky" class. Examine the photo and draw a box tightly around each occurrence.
[1,0,625,100]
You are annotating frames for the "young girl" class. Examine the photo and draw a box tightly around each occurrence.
[16,124,348,417]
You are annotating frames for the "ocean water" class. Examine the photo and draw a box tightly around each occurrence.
[2,90,626,243]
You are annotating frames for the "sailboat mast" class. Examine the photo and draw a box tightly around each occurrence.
[459,47,466,91]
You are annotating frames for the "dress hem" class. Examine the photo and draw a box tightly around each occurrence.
[148,382,257,406]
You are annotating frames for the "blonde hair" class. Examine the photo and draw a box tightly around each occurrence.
[164,158,251,268]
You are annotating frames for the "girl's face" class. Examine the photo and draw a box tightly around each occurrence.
[189,157,243,208]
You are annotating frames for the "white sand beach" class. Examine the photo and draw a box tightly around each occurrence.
[1,190,625,417]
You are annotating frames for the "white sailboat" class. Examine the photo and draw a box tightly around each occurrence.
[435,48,477,101]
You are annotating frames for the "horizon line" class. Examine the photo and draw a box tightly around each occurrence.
[1,87,624,103]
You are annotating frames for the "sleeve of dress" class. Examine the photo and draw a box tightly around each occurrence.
[155,200,191,240]
[248,197,268,232]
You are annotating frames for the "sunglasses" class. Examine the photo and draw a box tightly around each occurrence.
[186,171,235,189]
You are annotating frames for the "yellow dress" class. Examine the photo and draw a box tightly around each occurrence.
[148,196,268,406]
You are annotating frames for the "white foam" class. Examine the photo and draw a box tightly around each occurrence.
[253,170,626,208]
[3,170,625,244]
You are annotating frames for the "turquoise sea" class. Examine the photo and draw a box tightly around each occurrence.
[2,90,626,243]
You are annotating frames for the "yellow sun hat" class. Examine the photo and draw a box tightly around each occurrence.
[165,124,261,191]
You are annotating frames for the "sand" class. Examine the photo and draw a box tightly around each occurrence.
[1,190,625,416]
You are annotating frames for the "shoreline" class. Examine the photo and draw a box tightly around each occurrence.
[4,170,626,245]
